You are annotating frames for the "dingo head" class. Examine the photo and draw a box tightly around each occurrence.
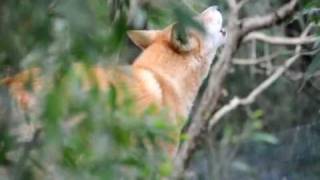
[128,6,225,59]
[128,6,226,117]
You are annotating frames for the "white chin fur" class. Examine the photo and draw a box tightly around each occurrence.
[199,6,225,49]
[199,6,223,34]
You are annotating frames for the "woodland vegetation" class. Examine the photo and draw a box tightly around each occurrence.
[0,0,320,179]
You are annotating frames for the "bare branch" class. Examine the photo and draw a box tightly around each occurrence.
[209,54,300,129]
[233,47,320,65]
[227,0,237,10]
[233,51,285,65]
[244,32,320,45]
[241,0,298,35]
[173,14,242,179]
[173,0,300,178]
[228,0,250,11]
[209,23,313,130]
[238,0,250,9]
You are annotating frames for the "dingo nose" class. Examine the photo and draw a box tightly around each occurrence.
[212,6,220,12]
[207,6,221,12]
[220,28,226,36]
[198,5,223,34]
[199,6,222,21]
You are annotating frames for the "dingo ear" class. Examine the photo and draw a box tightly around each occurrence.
[127,30,160,49]
[170,23,198,53]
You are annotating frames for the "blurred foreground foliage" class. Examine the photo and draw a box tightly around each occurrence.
[9,65,175,179]
[0,0,193,179]
[0,0,320,179]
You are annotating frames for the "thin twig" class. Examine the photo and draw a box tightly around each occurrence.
[209,54,300,129]
[209,23,313,130]
[241,0,298,35]
[244,32,319,45]
[233,51,285,65]
[233,47,319,65]
[173,0,299,178]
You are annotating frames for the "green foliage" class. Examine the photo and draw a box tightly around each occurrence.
[35,66,175,179]
[1,0,319,179]
[201,108,280,179]
[303,0,320,9]
[221,109,278,146]
[0,0,185,179]
[305,52,320,80]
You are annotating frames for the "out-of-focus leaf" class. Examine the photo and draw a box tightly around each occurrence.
[106,14,128,53]
[304,0,320,9]
[0,130,14,165]
[252,132,279,144]
[252,109,264,119]
[108,85,118,110]
[179,133,189,142]
[159,160,173,176]
[232,161,251,172]
[252,121,263,129]
[162,2,204,45]
[147,6,171,28]
[1,0,182,178]
[172,2,204,32]
[151,119,170,130]
[305,52,320,80]
[44,86,66,124]
[54,0,95,33]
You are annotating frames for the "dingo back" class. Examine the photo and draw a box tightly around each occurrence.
[3,6,225,126]
[129,6,226,120]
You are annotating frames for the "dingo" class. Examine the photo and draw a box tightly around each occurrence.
[2,6,226,154]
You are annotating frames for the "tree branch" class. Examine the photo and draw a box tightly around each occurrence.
[173,0,300,178]
[209,22,314,131]
[173,1,243,177]
[233,51,285,65]
[209,54,300,129]
[241,0,298,35]
[233,48,319,65]
[244,32,320,45]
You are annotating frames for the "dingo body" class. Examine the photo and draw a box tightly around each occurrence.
[2,6,226,154]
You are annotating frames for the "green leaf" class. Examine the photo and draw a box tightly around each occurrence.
[252,109,264,119]
[305,52,320,80]
[108,85,118,110]
[54,0,95,33]
[170,1,204,43]
[232,161,251,172]
[44,86,66,124]
[179,133,189,142]
[252,132,279,144]
[159,160,173,176]
[252,121,263,129]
